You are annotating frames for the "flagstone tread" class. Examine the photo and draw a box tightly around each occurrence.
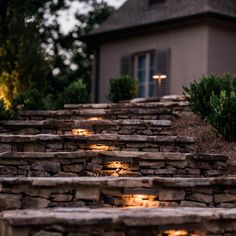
[0,119,172,127]
[1,207,235,226]
[1,207,236,236]
[1,176,235,187]
[19,108,173,116]
[0,151,228,161]
[64,101,189,109]
[0,134,197,143]
[0,134,198,154]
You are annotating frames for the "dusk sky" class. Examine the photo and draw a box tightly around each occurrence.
[59,0,126,33]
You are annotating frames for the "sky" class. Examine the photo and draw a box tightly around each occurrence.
[59,0,126,34]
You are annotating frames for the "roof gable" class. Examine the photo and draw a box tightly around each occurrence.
[89,0,236,36]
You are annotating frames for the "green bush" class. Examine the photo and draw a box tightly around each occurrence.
[209,91,236,141]
[108,76,138,103]
[183,74,232,119]
[0,99,12,120]
[12,89,45,111]
[58,79,90,105]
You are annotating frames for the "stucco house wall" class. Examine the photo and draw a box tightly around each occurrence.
[98,22,208,102]
[208,21,236,75]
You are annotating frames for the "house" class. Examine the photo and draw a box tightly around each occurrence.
[83,0,236,103]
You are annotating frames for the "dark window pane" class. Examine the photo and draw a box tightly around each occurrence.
[139,85,145,98]
[149,81,157,97]
[138,71,146,83]
[138,55,146,71]
[150,53,155,68]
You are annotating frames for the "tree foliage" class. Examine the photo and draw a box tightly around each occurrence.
[0,0,114,111]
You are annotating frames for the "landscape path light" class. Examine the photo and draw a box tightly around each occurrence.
[152,74,167,97]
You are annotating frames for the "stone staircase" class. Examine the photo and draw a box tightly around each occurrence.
[0,100,235,236]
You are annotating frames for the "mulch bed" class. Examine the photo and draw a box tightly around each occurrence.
[172,111,236,160]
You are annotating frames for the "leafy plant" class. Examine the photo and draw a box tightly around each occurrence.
[58,79,90,105]
[183,74,233,119]
[0,99,12,120]
[108,76,138,103]
[11,89,45,112]
[209,91,236,141]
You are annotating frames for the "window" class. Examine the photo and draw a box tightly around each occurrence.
[134,52,157,98]
[120,49,170,98]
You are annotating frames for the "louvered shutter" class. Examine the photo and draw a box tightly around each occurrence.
[156,49,170,96]
[120,55,133,76]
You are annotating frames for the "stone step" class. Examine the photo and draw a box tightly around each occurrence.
[0,134,197,153]
[0,119,172,135]
[0,151,228,177]
[1,207,236,236]
[64,101,189,110]
[18,109,174,121]
[0,176,236,210]
[19,101,189,121]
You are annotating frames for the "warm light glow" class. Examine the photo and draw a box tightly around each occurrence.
[87,117,103,121]
[122,194,159,208]
[163,230,198,236]
[89,144,110,151]
[72,129,92,136]
[152,74,167,80]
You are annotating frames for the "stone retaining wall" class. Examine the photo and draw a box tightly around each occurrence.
[1,208,236,236]
[0,134,197,153]
[0,177,236,210]
[0,119,172,136]
[0,151,228,178]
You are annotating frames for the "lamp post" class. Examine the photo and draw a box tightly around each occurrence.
[152,74,167,97]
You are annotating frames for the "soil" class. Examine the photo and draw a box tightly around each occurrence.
[172,111,236,160]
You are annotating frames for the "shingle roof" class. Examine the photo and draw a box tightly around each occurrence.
[89,0,236,36]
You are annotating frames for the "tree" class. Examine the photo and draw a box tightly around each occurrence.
[0,0,51,107]
[0,0,114,109]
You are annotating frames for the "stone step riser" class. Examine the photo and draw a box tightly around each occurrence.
[0,152,228,178]
[1,208,235,236]
[0,119,172,136]
[0,135,197,153]
[0,177,236,210]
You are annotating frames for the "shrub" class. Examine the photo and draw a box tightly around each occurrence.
[0,99,12,120]
[209,91,236,141]
[59,79,90,105]
[12,89,45,111]
[108,76,138,103]
[183,74,232,119]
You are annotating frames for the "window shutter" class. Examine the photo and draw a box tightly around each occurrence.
[156,49,170,96]
[120,55,133,76]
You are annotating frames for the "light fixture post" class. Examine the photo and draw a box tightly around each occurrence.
[152,74,167,97]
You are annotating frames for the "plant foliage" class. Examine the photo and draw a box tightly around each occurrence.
[183,74,232,119]
[184,74,236,141]
[108,76,138,103]
[209,91,236,141]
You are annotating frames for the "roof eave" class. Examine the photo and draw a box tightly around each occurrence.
[80,11,236,46]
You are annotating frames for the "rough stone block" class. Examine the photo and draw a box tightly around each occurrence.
[75,187,100,201]
[0,194,22,210]
[189,193,213,204]
[214,193,236,203]
[159,189,186,201]
[23,197,50,209]
[24,144,45,152]
[31,161,61,173]
[63,164,84,173]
